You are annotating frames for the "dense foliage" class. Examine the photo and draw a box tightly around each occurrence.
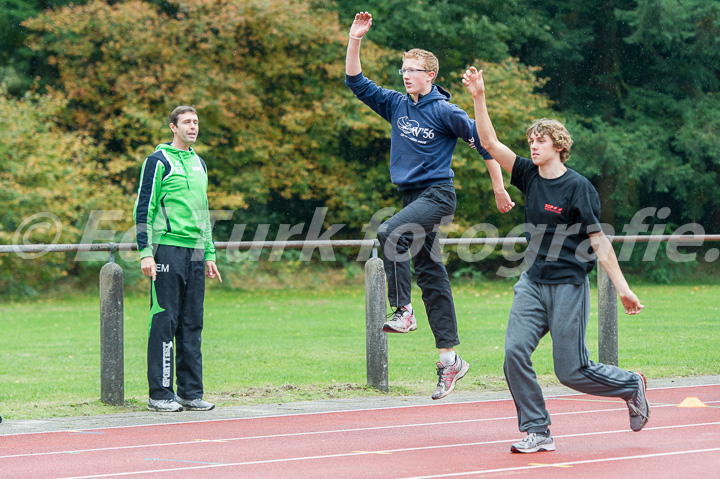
[1,0,718,292]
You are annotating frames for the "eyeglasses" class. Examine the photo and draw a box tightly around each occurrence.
[398,68,431,75]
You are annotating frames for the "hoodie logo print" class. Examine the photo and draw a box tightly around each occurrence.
[398,116,435,143]
[172,160,185,175]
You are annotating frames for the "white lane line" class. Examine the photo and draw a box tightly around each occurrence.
[5,382,719,437]
[54,422,720,479]
[3,416,522,460]
[1,400,714,460]
[398,447,720,478]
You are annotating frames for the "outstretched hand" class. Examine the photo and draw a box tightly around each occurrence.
[350,11,372,39]
[462,67,485,98]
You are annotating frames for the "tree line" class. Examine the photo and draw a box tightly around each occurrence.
[1,0,718,293]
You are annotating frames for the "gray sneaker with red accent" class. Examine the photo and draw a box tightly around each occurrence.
[432,356,470,400]
[383,306,417,333]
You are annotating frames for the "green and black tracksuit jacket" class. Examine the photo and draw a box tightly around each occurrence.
[133,142,216,261]
[133,142,216,401]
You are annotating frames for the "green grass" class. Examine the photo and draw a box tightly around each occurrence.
[0,278,718,419]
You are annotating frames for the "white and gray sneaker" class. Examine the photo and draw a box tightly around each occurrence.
[383,306,417,333]
[175,396,215,411]
[432,356,470,400]
[147,398,183,412]
[510,432,555,453]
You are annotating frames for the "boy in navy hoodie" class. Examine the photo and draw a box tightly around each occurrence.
[345,12,514,399]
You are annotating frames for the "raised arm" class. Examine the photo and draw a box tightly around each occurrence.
[589,231,644,315]
[345,12,372,76]
[462,67,516,174]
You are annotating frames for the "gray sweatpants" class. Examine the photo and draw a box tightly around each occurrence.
[504,273,640,433]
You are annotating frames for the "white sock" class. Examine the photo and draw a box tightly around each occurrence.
[439,351,456,367]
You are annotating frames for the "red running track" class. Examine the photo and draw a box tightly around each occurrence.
[0,384,718,478]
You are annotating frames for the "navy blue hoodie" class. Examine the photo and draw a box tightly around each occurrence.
[346,72,493,190]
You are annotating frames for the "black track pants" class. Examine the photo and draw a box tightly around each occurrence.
[377,183,459,349]
[147,244,206,400]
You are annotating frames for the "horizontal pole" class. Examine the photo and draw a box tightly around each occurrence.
[606,234,720,243]
[216,240,380,250]
[1,234,719,254]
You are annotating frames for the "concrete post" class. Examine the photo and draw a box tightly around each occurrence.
[99,250,124,405]
[597,263,619,366]
[365,257,388,392]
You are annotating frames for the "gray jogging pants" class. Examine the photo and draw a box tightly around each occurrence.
[504,273,640,433]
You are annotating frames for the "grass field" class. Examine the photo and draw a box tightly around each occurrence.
[0,277,718,419]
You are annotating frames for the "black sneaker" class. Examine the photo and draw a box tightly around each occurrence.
[627,372,649,431]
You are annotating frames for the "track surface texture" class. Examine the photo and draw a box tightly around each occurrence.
[1,377,718,478]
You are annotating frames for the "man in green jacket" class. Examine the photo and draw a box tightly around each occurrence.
[133,105,222,412]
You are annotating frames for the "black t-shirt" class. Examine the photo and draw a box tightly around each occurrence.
[511,155,602,284]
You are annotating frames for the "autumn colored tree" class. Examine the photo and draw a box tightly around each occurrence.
[1,0,558,292]
[23,0,395,228]
[5,0,715,291]
[0,87,124,293]
[22,0,543,234]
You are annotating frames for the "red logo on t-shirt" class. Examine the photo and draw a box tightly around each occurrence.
[544,204,563,214]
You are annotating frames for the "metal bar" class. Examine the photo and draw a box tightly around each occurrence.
[1,234,718,254]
